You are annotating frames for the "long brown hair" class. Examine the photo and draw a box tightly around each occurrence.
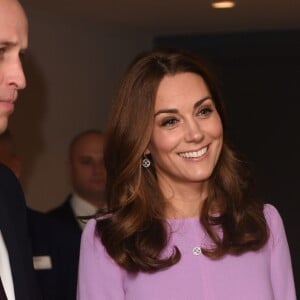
[97,48,268,272]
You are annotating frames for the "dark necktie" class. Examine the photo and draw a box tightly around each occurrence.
[0,277,7,300]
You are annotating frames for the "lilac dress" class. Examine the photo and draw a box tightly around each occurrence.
[77,204,296,299]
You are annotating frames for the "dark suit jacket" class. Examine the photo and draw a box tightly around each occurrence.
[46,196,82,299]
[47,195,82,238]
[0,164,41,300]
[27,208,79,300]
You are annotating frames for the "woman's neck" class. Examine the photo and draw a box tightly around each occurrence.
[158,178,208,219]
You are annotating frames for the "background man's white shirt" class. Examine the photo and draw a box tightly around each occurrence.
[70,193,98,230]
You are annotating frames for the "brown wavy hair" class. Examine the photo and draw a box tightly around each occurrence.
[97,48,268,272]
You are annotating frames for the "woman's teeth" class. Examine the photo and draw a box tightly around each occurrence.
[179,147,208,158]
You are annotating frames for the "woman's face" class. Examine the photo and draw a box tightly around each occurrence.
[148,72,223,188]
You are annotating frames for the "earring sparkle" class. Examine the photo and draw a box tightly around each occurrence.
[142,157,151,168]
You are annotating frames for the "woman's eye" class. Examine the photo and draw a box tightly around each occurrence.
[160,118,178,127]
[197,107,213,117]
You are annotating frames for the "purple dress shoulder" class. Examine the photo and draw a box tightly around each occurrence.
[77,204,296,299]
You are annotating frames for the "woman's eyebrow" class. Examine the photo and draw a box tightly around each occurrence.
[154,108,178,117]
[154,96,212,117]
[193,96,212,109]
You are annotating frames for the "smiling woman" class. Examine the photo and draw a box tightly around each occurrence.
[77,48,296,300]
[148,73,223,216]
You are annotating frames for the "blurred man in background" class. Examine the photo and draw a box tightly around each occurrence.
[48,129,107,232]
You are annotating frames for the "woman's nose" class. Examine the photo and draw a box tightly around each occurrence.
[184,119,204,143]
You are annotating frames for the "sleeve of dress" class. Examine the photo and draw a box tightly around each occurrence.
[77,219,125,300]
[264,204,297,300]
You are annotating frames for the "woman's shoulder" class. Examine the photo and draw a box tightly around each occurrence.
[78,219,125,298]
[263,203,282,225]
[83,218,97,231]
[81,217,117,261]
[81,218,103,247]
[80,218,109,257]
[263,203,280,218]
[82,215,112,240]
[263,203,286,246]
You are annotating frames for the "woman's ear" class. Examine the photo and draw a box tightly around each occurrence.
[144,148,151,155]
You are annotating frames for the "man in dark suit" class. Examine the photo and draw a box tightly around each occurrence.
[0,0,41,298]
[48,130,107,231]
[0,166,40,300]
[0,130,77,299]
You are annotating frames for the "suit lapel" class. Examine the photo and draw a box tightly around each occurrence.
[0,189,23,299]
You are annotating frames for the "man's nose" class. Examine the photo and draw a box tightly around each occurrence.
[8,58,26,90]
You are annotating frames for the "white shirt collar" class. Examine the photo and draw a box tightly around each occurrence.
[70,193,98,230]
[0,231,15,300]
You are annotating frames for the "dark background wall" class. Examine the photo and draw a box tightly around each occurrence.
[155,30,300,296]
